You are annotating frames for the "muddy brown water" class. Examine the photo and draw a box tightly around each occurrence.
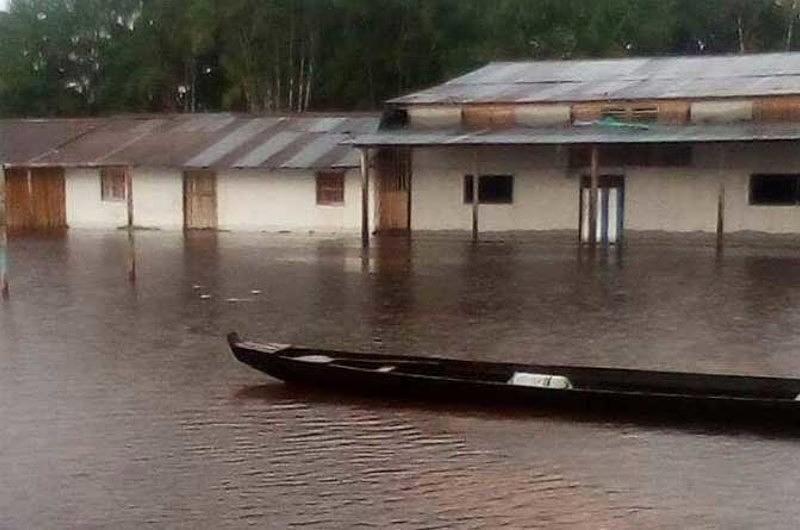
[2,231,800,528]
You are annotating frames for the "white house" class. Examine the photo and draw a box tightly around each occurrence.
[352,52,800,245]
[9,53,800,246]
[1,113,379,235]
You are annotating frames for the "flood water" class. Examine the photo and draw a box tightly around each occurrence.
[2,230,800,528]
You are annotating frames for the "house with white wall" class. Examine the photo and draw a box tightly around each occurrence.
[8,53,800,246]
[351,52,800,245]
[1,114,379,234]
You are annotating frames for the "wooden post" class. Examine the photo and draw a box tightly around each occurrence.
[716,145,726,252]
[360,148,370,248]
[125,167,136,283]
[472,150,479,243]
[0,166,9,299]
[588,145,600,248]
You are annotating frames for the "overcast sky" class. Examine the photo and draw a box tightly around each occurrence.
[0,0,7,12]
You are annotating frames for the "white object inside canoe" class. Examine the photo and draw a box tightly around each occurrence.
[795,393,800,401]
[294,355,335,364]
[376,366,395,373]
[508,372,573,389]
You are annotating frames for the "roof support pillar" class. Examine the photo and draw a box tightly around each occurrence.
[0,166,9,299]
[472,150,480,243]
[125,166,136,283]
[716,145,726,253]
[588,145,600,249]
[360,148,371,248]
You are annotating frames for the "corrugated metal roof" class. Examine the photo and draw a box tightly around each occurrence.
[349,122,800,146]
[10,113,378,170]
[390,52,800,105]
[0,118,101,164]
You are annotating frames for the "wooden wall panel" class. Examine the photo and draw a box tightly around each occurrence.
[5,167,65,232]
[32,167,66,230]
[462,105,516,129]
[753,96,800,121]
[375,148,411,232]
[5,168,31,232]
[570,100,689,124]
[184,170,217,230]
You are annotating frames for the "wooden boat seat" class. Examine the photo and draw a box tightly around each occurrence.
[294,355,335,364]
[509,372,573,389]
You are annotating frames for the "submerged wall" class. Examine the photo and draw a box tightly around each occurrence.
[410,142,800,235]
[411,146,577,231]
[217,168,375,233]
[65,168,127,228]
[130,168,184,229]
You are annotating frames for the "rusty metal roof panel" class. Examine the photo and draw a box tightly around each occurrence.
[391,52,800,104]
[5,113,379,170]
[0,118,102,165]
[30,118,167,166]
[349,122,800,146]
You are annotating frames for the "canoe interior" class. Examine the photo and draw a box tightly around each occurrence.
[231,337,800,401]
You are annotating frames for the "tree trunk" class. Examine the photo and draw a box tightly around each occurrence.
[304,57,313,112]
[737,14,746,53]
[298,52,305,113]
[288,19,295,112]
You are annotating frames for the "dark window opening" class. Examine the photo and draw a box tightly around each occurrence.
[750,174,800,205]
[101,167,126,202]
[316,171,345,205]
[464,175,514,204]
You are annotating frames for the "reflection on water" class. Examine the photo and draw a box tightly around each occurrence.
[2,231,800,528]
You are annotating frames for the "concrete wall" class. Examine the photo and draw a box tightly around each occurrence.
[64,166,376,233]
[59,140,800,236]
[624,170,720,232]
[65,168,127,228]
[410,142,800,235]
[411,146,577,231]
[131,168,184,229]
[217,168,376,233]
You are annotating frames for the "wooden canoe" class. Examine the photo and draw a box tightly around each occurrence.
[228,333,800,421]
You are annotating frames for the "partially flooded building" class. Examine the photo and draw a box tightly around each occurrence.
[1,114,378,234]
[353,52,800,243]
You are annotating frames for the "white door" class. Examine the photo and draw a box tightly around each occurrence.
[580,178,624,244]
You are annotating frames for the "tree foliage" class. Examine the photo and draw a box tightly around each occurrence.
[1,0,799,117]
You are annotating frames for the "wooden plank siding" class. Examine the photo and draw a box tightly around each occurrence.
[420,96,800,130]
[571,100,690,124]
[462,105,517,129]
[5,167,66,233]
[753,96,800,121]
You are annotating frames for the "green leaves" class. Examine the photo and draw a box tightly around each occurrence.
[1,0,798,117]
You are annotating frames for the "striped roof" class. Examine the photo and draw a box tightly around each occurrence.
[391,52,800,105]
[4,113,378,169]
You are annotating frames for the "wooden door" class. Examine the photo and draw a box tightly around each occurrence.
[184,170,217,230]
[376,149,412,232]
[5,167,66,233]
